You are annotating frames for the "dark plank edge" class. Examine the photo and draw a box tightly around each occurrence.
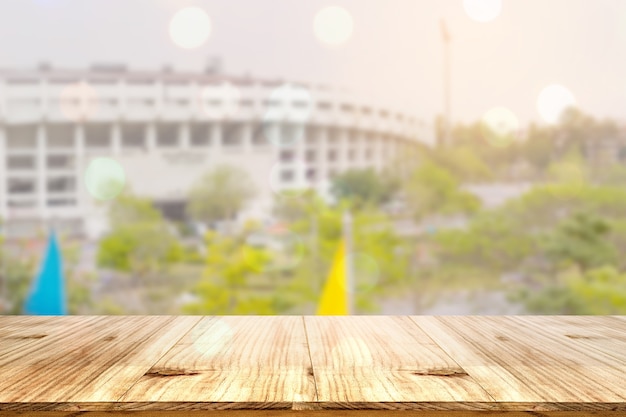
[2,410,626,416]
[2,402,626,412]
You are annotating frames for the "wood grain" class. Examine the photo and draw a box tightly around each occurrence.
[304,315,494,407]
[118,315,316,405]
[0,315,625,415]
[412,316,626,405]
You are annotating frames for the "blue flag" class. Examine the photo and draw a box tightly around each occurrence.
[24,231,67,315]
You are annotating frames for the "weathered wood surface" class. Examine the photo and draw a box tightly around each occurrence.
[0,316,625,415]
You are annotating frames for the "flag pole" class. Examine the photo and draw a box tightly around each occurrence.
[342,210,354,315]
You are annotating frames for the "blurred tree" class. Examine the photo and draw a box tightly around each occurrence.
[403,162,481,221]
[330,168,399,208]
[541,212,616,271]
[187,165,256,229]
[97,194,183,287]
[182,227,286,314]
[546,149,588,184]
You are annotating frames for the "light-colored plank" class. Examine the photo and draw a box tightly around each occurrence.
[0,316,102,360]
[304,315,495,407]
[0,315,201,402]
[118,316,316,405]
[413,316,626,404]
[508,316,626,365]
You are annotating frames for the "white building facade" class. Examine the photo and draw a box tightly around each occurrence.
[0,65,430,238]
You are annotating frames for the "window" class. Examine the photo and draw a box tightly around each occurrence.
[222,123,243,146]
[348,149,357,161]
[121,124,146,148]
[156,123,180,147]
[8,178,35,194]
[47,198,76,207]
[305,150,316,163]
[327,128,340,145]
[6,126,37,149]
[280,150,295,162]
[47,155,74,169]
[317,102,332,110]
[47,125,75,148]
[7,155,35,170]
[85,124,111,149]
[280,170,294,182]
[328,149,338,162]
[191,124,211,147]
[47,177,75,193]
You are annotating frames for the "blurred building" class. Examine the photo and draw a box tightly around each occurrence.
[0,64,431,238]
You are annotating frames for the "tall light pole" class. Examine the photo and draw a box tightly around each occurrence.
[342,210,354,315]
[440,19,452,147]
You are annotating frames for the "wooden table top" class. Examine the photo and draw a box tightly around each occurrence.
[0,316,625,416]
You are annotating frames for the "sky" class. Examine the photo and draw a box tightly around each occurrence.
[0,0,625,126]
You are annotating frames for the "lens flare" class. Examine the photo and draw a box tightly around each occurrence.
[169,7,211,49]
[537,84,576,124]
[463,0,502,23]
[191,319,233,358]
[481,106,520,147]
[313,6,354,45]
[84,157,126,201]
[59,82,98,122]
[263,84,313,146]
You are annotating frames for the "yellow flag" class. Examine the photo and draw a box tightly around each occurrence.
[316,240,348,315]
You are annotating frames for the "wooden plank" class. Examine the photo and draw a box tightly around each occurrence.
[0,315,201,403]
[118,316,316,405]
[506,316,626,365]
[304,315,495,408]
[413,316,626,406]
[0,316,103,360]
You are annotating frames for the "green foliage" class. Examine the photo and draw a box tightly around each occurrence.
[546,149,588,184]
[187,165,256,225]
[404,162,481,220]
[541,212,616,271]
[330,168,399,207]
[182,228,284,314]
[97,194,182,283]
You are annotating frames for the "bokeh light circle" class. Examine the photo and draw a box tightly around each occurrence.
[481,106,520,148]
[537,84,576,124]
[191,319,233,358]
[84,157,126,201]
[198,82,242,119]
[59,82,98,122]
[463,0,502,23]
[313,6,354,45]
[169,7,212,49]
[262,84,313,148]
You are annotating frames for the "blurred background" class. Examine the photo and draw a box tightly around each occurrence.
[1,0,626,315]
